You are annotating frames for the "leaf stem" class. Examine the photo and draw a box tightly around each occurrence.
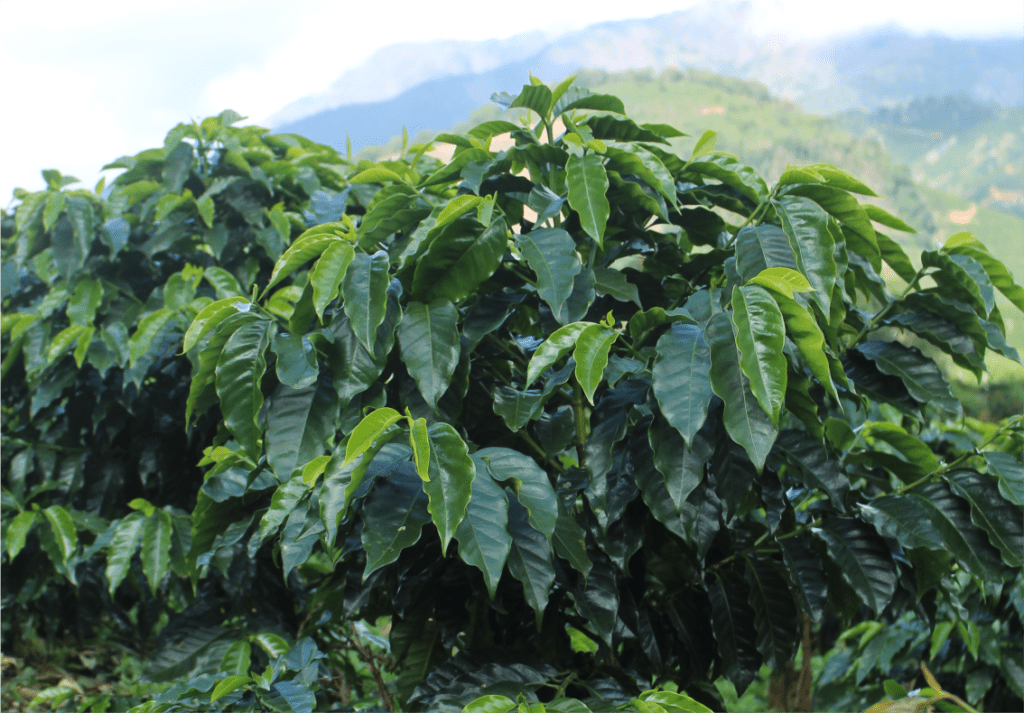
[847,267,925,350]
[519,429,565,474]
[724,185,778,249]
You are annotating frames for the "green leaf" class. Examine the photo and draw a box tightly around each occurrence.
[812,516,897,616]
[652,323,714,446]
[858,495,946,552]
[942,234,1024,312]
[706,569,762,695]
[267,383,337,480]
[731,284,787,426]
[220,639,252,675]
[423,423,475,556]
[476,447,558,542]
[492,386,543,432]
[526,322,588,385]
[345,407,403,465]
[408,416,430,481]
[648,414,712,509]
[6,511,37,561]
[350,166,407,184]
[552,506,591,577]
[769,291,838,402]
[863,204,915,233]
[254,632,290,659]
[505,492,554,630]
[573,324,617,404]
[745,557,799,669]
[454,465,511,598]
[67,278,103,326]
[413,217,507,303]
[947,470,1024,568]
[910,481,1008,582]
[129,308,176,367]
[215,316,271,460]
[43,191,65,231]
[566,153,610,247]
[510,82,553,118]
[361,465,431,576]
[46,325,90,364]
[211,675,251,703]
[555,267,596,325]
[778,536,828,622]
[638,691,713,713]
[41,505,77,563]
[182,297,250,353]
[141,509,173,591]
[398,298,460,409]
[706,312,778,472]
[310,240,354,319]
[690,130,717,160]
[747,267,812,299]
[263,234,341,296]
[861,421,938,480]
[855,341,960,418]
[688,154,768,204]
[517,228,582,318]
[271,331,319,389]
[985,451,1023,506]
[782,184,879,271]
[106,514,145,594]
[593,266,641,308]
[773,195,836,318]
[463,695,517,713]
[734,225,798,283]
[186,311,259,425]
[343,250,390,353]
[874,232,918,283]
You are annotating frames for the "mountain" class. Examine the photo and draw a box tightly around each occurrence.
[268,1,1022,155]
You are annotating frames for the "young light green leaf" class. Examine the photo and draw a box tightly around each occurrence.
[129,308,176,367]
[220,639,252,675]
[67,278,103,326]
[573,323,617,404]
[310,240,354,319]
[6,511,37,561]
[211,676,252,703]
[263,234,340,296]
[408,416,430,481]
[182,297,249,353]
[254,632,290,658]
[398,298,460,409]
[731,285,787,426]
[526,322,588,384]
[747,267,812,299]
[566,153,610,247]
[770,292,837,402]
[345,407,403,465]
[689,130,717,161]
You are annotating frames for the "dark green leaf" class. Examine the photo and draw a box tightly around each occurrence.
[706,569,762,695]
[812,516,897,616]
[506,493,554,630]
[343,250,390,353]
[782,184,879,271]
[648,414,712,510]
[745,557,798,669]
[310,241,354,319]
[731,285,787,426]
[412,217,507,303]
[215,316,271,460]
[858,496,945,551]
[566,153,610,247]
[947,470,1024,568]
[774,430,849,510]
[593,266,641,308]
[477,447,558,541]
[910,481,1007,580]
[361,464,430,577]
[266,382,337,481]
[271,331,319,389]
[422,423,475,556]
[518,228,582,318]
[688,154,768,205]
[454,465,511,598]
[855,341,960,418]
[652,323,713,447]
[734,225,797,283]
[492,386,543,432]
[773,195,836,318]
[398,298,460,410]
[985,451,1023,506]
[778,536,828,622]
[552,506,591,577]
[706,312,777,472]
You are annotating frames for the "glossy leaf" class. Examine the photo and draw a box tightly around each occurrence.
[129,308,176,367]
[361,464,431,577]
[573,323,616,404]
[398,298,460,409]
[518,228,582,319]
[778,536,829,622]
[477,447,558,541]
[266,383,337,480]
[345,407,403,465]
[858,496,947,551]
[263,234,339,296]
[566,153,610,247]
[706,312,777,472]
[731,284,787,426]
[5,510,37,561]
[505,493,554,630]
[985,451,1023,506]
[106,514,145,595]
[454,465,511,598]
[182,297,249,353]
[141,509,173,592]
[855,341,960,418]
[910,481,1007,580]
[706,569,762,695]
[310,240,354,319]
[526,322,588,385]
[41,505,77,563]
[422,423,475,555]
[813,516,897,616]
[861,421,938,480]
[214,317,271,460]
[492,386,543,432]
[651,323,714,446]
[412,217,507,303]
[745,557,799,669]
[947,469,1024,568]
[943,234,1024,312]
[343,250,390,353]
[734,225,797,283]
[773,195,836,317]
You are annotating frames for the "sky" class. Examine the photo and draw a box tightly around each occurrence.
[1,0,1022,204]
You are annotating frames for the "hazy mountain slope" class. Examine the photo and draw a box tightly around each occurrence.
[270,1,1023,139]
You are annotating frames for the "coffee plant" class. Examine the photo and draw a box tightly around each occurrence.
[2,75,1021,712]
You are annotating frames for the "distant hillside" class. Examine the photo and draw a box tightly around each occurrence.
[270,1,1023,149]
[837,98,1024,219]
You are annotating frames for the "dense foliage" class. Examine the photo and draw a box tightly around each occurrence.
[2,76,1022,712]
